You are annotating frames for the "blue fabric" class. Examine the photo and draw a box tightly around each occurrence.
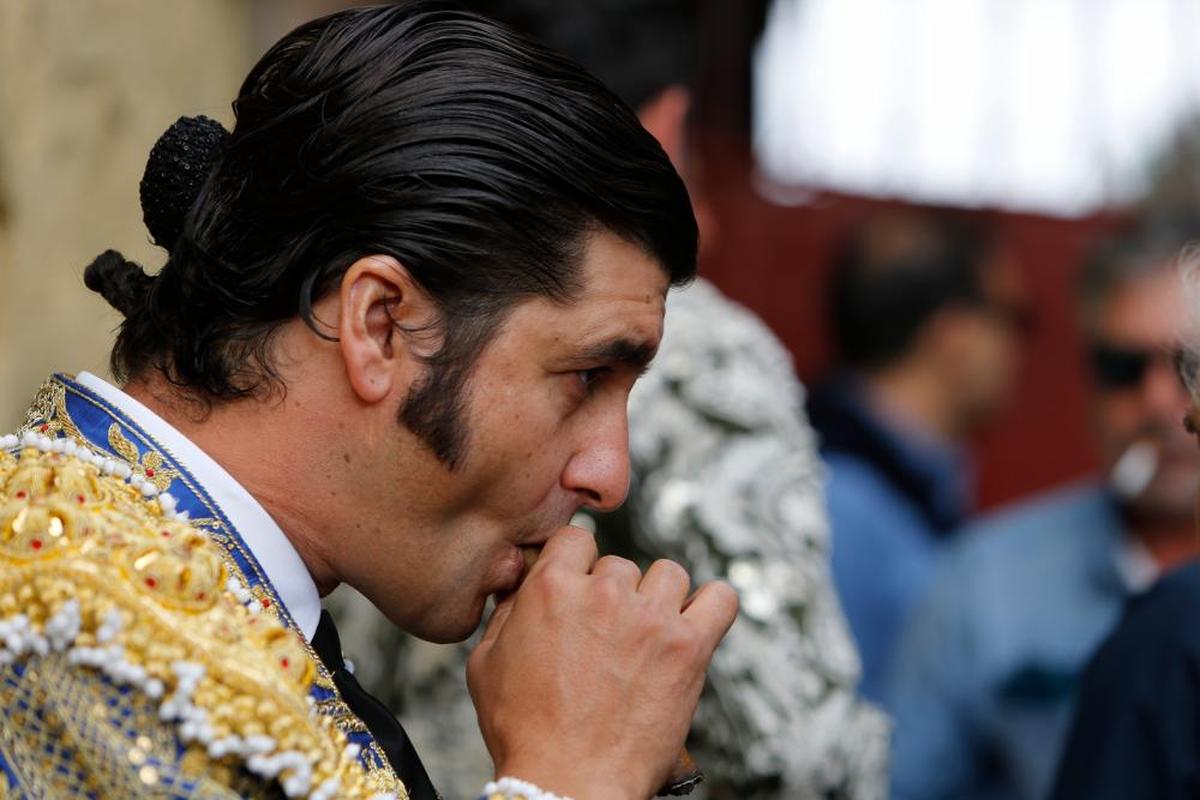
[811,378,971,702]
[1051,561,1200,800]
[826,452,943,702]
[886,483,1129,800]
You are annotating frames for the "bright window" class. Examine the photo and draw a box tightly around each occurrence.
[753,0,1200,216]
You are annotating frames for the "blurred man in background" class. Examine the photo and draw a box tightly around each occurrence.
[331,1,890,797]
[808,212,1025,702]
[1051,340,1200,800]
[888,225,1200,800]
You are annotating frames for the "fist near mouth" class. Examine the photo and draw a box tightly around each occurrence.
[467,526,738,800]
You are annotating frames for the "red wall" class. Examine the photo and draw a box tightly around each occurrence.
[695,136,1121,510]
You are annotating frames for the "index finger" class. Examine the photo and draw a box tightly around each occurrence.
[681,580,739,653]
[528,525,599,577]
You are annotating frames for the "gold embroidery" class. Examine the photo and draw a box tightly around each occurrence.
[106,422,140,464]
[0,446,407,799]
[106,424,180,492]
[33,377,404,794]
[20,379,86,444]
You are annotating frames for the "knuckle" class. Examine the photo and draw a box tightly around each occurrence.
[535,563,573,597]
[652,558,690,585]
[599,555,639,576]
[662,623,702,661]
[614,555,641,573]
[593,574,626,605]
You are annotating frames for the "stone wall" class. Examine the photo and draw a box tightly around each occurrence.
[0,0,248,427]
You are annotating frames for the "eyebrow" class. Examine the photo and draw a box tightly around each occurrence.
[577,337,659,375]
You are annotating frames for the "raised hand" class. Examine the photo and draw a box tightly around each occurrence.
[467,526,738,800]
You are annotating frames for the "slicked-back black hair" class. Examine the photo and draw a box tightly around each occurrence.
[87,1,697,406]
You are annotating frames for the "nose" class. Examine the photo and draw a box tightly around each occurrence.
[561,411,631,513]
[1143,358,1188,420]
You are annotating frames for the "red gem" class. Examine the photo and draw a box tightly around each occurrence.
[196,592,206,600]
[38,424,49,433]
[260,597,271,609]
[76,494,86,505]
[280,658,290,669]
[145,468,155,478]
[30,539,42,550]
[145,577,157,589]
[161,530,171,538]
[15,491,26,499]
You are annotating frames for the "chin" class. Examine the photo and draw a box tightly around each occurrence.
[398,598,486,644]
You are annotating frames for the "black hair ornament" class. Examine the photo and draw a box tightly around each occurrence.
[139,115,229,253]
[85,116,228,320]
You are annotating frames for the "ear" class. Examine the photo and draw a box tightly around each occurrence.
[337,255,439,405]
[637,85,692,171]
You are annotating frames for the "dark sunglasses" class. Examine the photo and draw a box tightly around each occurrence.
[1088,342,1187,390]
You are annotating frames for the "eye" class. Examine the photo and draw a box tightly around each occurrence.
[574,367,610,394]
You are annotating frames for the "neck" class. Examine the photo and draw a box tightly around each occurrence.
[864,362,962,443]
[123,375,342,596]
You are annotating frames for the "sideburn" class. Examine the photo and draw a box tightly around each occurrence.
[396,309,510,471]
[398,357,473,470]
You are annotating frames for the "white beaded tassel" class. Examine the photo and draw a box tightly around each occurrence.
[481,777,576,800]
[1,431,385,798]
[10,429,186,505]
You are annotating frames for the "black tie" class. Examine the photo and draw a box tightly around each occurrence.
[311,610,440,800]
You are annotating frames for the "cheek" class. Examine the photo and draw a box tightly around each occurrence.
[1095,395,1144,442]
[468,385,574,489]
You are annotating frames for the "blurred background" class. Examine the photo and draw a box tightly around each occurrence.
[4,2,1200,797]
[5,0,1200,509]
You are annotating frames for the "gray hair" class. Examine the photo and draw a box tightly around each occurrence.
[1079,224,1200,335]
[1177,242,1200,401]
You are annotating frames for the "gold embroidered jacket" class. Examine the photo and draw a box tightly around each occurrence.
[0,375,406,800]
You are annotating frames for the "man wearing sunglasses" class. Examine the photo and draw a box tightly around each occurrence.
[888,225,1200,800]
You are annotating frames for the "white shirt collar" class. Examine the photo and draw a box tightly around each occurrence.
[76,372,322,640]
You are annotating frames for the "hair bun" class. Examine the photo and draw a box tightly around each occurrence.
[139,115,229,252]
[84,250,155,319]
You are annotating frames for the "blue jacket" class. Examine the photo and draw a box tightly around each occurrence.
[887,483,1130,800]
[810,378,971,702]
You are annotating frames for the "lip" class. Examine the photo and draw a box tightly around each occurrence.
[490,545,526,596]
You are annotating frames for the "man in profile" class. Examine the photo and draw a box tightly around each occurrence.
[333,1,890,797]
[0,5,737,799]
